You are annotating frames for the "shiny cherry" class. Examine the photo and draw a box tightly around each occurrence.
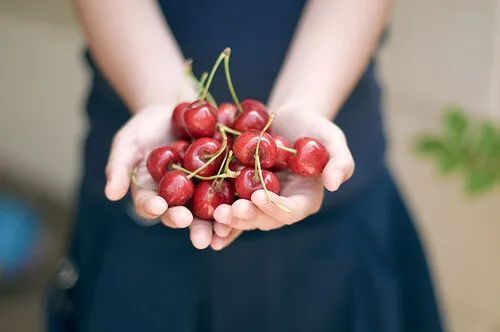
[170,140,190,159]
[270,135,291,171]
[192,181,235,220]
[233,99,270,132]
[184,100,217,138]
[157,170,194,206]
[234,167,280,200]
[288,137,329,176]
[171,102,191,139]
[183,138,223,177]
[146,146,181,182]
[233,130,277,169]
[216,102,237,127]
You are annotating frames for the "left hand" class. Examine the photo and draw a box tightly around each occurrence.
[211,108,355,249]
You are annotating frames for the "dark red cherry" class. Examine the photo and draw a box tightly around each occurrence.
[146,146,181,182]
[170,140,190,159]
[183,138,223,177]
[213,131,234,150]
[216,102,237,127]
[192,181,235,220]
[233,99,270,132]
[184,100,217,138]
[157,170,194,206]
[171,102,191,139]
[270,135,291,171]
[288,137,329,176]
[233,130,277,169]
[234,167,280,200]
[229,159,245,172]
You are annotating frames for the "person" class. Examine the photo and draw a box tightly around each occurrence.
[47,0,444,331]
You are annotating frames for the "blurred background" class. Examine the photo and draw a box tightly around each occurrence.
[0,0,499,331]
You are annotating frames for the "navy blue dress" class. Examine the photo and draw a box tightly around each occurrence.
[47,1,443,331]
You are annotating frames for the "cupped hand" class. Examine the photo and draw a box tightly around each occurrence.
[105,103,233,249]
[211,109,354,248]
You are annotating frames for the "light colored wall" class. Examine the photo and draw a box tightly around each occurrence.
[0,0,499,331]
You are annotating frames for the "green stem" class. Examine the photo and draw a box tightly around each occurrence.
[277,145,297,154]
[217,123,241,136]
[200,49,230,102]
[171,164,229,180]
[223,49,243,113]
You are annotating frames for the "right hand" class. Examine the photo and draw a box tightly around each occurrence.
[104,103,232,249]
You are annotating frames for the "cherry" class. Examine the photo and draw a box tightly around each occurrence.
[213,131,234,150]
[184,100,217,138]
[183,138,224,177]
[232,99,270,132]
[146,146,181,182]
[171,102,191,139]
[229,158,245,172]
[216,102,237,127]
[234,167,280,200]
[288,137,329,176]
[170,140,190,159]
[270,135,291,171]
[192,180,235,220]
[157,170,194,206]
[233,130,277,169]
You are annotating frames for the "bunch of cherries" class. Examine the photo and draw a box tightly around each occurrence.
[145,48,329,221]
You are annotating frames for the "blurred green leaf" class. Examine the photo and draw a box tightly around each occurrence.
[416,106,500,196]
[444,108,468,138]
[416,136,446,155]
[465,169,496,193]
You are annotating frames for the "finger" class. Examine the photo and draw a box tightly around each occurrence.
[161,206,193,228]
[230,199,280,231]
[251,189,320,226]
[211,229,243,251]
[213,221,232,237]
[213,204,232,225]
[131,184,168,219]
[189,218,213,250]
[105,134,142,201]
[322,128,355,192]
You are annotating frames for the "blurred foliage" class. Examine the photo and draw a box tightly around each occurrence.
[416,107,500,194]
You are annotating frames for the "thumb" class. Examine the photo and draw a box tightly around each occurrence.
[105,134,142,201]
[321,127,355,192]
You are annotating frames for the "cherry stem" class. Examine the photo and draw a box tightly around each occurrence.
[254,113,275,199]
[185,60,217,107]
[171,164,231,180]
[216,122,297,154]
[217,123,241,136]
[223,49,243,113]
[200,48,230,102]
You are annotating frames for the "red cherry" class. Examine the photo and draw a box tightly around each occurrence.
[233,99,270,132]
[192,181,235,220]
[157,170,194,206]
[184,100,217,138]
[234,167,280,200]
[170,140,190,159]
[213,131,234,150]
[216,102,237,127]
[233,130,277,169]
[146,146,181,182]
[288,137,329,176]
[270,135,291,171]
[229,159,245,172]
[171,102,191,139]
[183,138,224,177]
